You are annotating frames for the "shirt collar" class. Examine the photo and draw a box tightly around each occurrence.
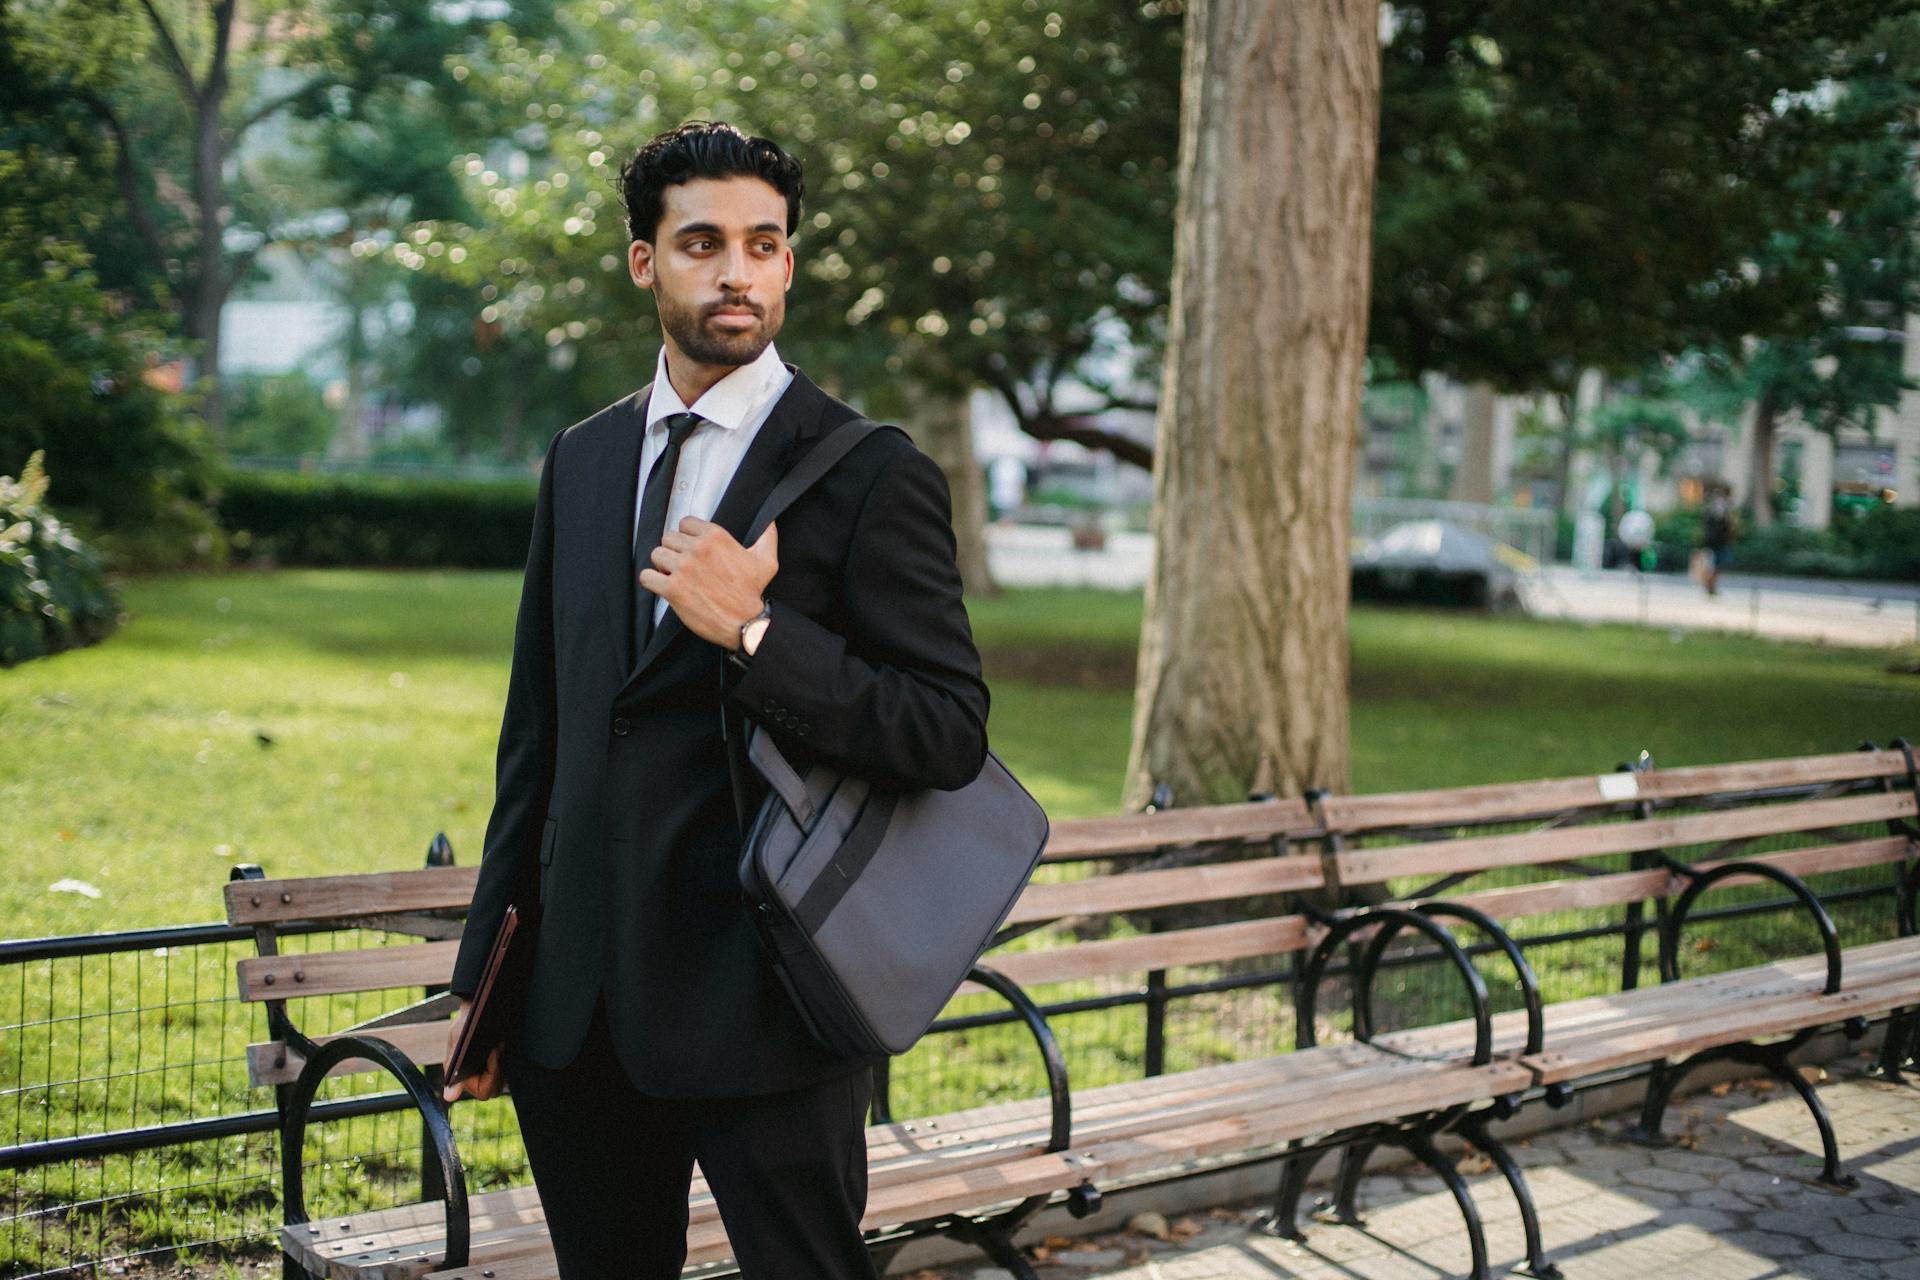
[645,341,785,434]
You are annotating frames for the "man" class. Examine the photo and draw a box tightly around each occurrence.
[440,121,989,1278]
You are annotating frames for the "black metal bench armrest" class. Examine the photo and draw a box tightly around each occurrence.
[1662,861,1843,995]
[967,964,1072,1153]
[281,1034,472,1269]
[1296,906,1495,1066]
[1356,902,1545,1057]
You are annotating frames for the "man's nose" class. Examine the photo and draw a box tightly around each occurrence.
[717,243,752,292]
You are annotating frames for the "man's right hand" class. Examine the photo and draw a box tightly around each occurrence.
[442,996,507,1103]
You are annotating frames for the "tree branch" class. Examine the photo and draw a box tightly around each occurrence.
[74,87,175,287]
[1025,413,1155,470]
[234,75,341,137]
[137,0,199,102]
[206,0,238,103]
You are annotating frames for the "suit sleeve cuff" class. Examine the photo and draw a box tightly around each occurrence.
[726,602,840,731]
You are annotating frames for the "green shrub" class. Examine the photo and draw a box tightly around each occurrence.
[0,450,120,666]
[1833,504,1920,581]
[214,468,538,568]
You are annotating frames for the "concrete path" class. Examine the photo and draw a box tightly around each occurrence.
[982,526,1920,650]
[1525,567,1920,650]
[908,1064,1920,1279]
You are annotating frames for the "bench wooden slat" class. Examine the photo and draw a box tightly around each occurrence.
[1431,834,1913,924]
[237,941,457,1002]
[1321,750,1911,834]
[227,868,481,926]
[967,915,1314,992]
[1039,798,1316,862]
[1005,855,1324,925]
[1337,791,1916,887]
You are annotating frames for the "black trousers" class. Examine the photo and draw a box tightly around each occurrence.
[506,992,879,1279]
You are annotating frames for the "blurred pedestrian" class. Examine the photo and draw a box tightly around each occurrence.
[1699,484,1735,596]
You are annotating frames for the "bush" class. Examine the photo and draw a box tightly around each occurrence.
[222,371,335,459]
[1833,505,1920,581]
[215,468,538,568]
[0,451,120,666]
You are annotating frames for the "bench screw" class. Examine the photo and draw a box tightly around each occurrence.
[262,974,274,986]
[294,970,306,983]
[282,892,292,904]
[250,895,261,907]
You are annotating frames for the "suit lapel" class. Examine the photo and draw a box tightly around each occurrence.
[618,364,829,690]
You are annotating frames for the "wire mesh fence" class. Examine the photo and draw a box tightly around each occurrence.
[2,763,1910,1277]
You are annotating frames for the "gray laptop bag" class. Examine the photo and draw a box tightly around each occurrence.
[722,419,1051,1057]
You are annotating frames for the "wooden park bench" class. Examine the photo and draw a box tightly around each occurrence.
[1262,743,1920,1275]
[227,795,1389,1280]
[228,745,1919,1280]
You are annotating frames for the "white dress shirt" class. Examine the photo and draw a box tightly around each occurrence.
[637,341,795,628]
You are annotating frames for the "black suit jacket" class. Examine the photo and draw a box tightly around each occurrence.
[449,365,991,1098]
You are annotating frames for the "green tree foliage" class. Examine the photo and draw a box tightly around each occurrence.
[0,123,220,566]
[1676,16,1920,523]
[1371,0,1908,394]
[8,0,560,438]
[394,0,1181,463]
[222,372,336,458]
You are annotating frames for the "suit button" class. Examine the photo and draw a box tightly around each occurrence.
[611,717,631,736]
[795,723,810,737]
[762,699,779,715]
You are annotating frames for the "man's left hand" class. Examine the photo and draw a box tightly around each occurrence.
[639,517,778,648]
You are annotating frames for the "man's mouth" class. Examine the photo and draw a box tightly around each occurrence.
[710,306,760,329]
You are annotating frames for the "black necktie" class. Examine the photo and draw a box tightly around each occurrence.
[630,411,704,664]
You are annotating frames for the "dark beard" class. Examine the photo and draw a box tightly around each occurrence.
[657,289,780,367]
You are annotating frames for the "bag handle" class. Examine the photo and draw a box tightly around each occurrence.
[722,417,887,832]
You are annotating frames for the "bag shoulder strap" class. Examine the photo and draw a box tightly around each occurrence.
[745,416,887,545]
[724,415,888,832]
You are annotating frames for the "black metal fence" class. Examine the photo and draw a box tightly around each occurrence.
[2,763,1909,1278]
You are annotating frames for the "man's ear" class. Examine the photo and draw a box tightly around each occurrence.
[783,245,794,291]
[629,239,655,289]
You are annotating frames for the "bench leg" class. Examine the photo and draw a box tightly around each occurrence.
[1320,1139,1376,1227]
[1254,1144,1331,1241]
[1762,1055,1859,1190]
[1403,1132,1492,1280]
[1459,1118,1560,1280]
[1620,1059,1682,1146]
[1874,1007,1916,1083]
[953,1219,1043,1280]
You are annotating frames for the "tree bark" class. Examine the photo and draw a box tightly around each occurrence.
[1451,381,1498,505]
[1124,0,1380,809]
[905,383,996,598]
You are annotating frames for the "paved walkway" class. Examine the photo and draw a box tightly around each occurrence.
[982,526,1920,650]
[908,1064,1920,1279]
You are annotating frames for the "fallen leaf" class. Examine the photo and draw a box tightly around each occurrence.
[1127,1211,1172,1241]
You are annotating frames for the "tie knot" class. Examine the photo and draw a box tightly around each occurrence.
[661,412,704,450]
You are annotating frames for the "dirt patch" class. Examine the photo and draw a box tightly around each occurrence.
[982,645,1137,690]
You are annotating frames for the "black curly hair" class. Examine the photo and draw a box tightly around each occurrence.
[617,121,805,245]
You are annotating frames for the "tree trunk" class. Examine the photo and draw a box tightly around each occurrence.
[1748,388,1779,528]
[905,384,996,598]
[1451,382,1498,505]
[1551,389,1579,519]
[1124,0,1380,809]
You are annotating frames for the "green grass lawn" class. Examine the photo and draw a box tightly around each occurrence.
[6,572,1918,937]
[3,569,1917,1273]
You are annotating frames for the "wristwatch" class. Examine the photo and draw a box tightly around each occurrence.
[729,600,772,670]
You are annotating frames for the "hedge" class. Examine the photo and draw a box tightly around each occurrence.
[215,468,538,569]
